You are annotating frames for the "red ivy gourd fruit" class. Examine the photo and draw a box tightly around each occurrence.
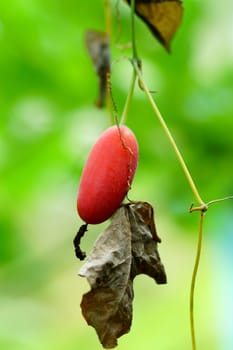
[77,125,139,224]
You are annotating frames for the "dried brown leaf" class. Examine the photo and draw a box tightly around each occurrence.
[125,0,183,51]
[85,30,110,107]
[128,202,167,283]
[79,202,166,348]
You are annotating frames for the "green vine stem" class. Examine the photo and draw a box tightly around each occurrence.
[120,0,137,124]
[104,0,115,125]
[130,0,138,59]
[128,0,206,210]
[120,69,137,125]
[132,60,206,209]
[104,0,112,38]
[207,196,233,207]
[120,0,138,125]
[190,211,205,350]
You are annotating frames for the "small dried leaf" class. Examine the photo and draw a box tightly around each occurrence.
[85,30,111,107]
[79,202,166,348]
[132,201,161,242]
[125,0,183,51]
[128,202,167,283]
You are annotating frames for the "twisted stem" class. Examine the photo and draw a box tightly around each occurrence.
[190,211,205,350]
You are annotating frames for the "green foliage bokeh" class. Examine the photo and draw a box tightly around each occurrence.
[0,1,233,349]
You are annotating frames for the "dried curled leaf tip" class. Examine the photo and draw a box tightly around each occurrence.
[73,224,88,260]
[132,201,161,242]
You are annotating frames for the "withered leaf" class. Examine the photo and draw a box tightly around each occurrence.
[79,202,166,348]
[85,30,111,107]
[125,0,183,51]
[128,202,166,283]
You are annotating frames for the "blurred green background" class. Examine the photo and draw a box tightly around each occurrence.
[0,1,233,349]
